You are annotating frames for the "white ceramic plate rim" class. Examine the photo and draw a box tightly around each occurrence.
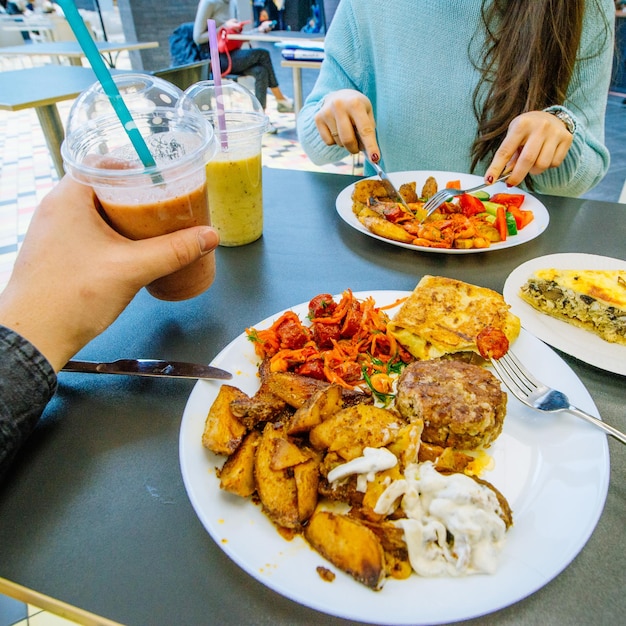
[504,253,626,376]
[335,170,549,254]
[179,291,609,625]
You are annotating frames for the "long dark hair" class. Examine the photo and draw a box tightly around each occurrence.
[470,0,607,172]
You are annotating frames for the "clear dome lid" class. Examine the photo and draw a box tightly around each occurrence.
[65,73,187,137]
[180,79,265,115]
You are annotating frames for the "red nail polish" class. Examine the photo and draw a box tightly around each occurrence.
[486,175,494,184]
[371,153,380,163]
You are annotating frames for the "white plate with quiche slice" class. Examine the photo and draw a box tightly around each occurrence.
[180,290,609,625]
[504,253,626,376]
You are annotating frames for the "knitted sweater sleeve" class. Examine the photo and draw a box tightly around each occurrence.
[531,0,614,197]
[0,326,57,481]
[296,0,364,167]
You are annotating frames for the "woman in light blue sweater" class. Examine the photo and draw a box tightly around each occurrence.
[297,0,614,197]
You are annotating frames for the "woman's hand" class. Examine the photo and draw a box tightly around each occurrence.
[315,90,381,161]
[484,111,574,188]
[0,177,219,372]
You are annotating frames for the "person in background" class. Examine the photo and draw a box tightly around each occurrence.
[256,7,275,32]
[0,176,220,480]
[297,0,615,198]
[193,0,294,129]
[252,0,266,26]
[268,0,286,31]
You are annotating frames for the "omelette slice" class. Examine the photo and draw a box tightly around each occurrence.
[388,276,521,360]
[519,269,626,345]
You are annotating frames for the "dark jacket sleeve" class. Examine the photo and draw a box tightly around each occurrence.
[0,326,57,480]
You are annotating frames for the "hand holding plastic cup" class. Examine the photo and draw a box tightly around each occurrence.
[61,74,217,301]
[181,80,268,247]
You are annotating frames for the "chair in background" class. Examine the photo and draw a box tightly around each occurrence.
[151,60,211,91]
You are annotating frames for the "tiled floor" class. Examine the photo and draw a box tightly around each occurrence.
[0,32,625,626]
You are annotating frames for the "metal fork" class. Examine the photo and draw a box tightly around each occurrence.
[491,350,626,444]
[420,173,511,222]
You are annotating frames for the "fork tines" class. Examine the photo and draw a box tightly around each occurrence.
[490,352,538,401]
[421,190,451,216]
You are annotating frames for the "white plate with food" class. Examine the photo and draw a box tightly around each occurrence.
[504,253,626,376]
[179,290,609,625]
[336,170,549,253]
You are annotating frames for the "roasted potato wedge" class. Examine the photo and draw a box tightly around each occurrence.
[229,383,289,429]
[420,175,438,199]
[398,181,418,203]
[352,200,380,219]
[287,384,343,435]
[219,429,262,497]
[359,215,414,244]
[270,437,312,470]
[309,404,404,459]
[352,179,392,204]
[359,519,412,580]
[202,385,248,456]
[294,456,321,521]
[264,370,331,409]
[304,510,386,590]
[255,423,301,528]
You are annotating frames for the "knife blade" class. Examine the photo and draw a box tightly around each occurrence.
[61,359,232,380]
[368,159,412,212]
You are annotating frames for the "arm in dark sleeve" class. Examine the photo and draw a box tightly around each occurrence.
[0,326,57,480]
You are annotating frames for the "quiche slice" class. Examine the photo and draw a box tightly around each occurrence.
[387,275,521,360]
[519,269,626,345]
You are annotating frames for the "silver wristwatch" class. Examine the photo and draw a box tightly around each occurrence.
[543,106,576,134]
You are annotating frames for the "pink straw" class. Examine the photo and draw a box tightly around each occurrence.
[207,19,228,149]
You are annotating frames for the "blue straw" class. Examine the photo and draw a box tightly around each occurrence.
[57,0,156,168]
[207,19,228,150]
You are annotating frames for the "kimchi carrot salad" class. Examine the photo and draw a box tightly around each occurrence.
[246,291,413,397]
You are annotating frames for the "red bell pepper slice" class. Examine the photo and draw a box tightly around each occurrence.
[458,193,485,217]
[506,205,534,230]
[489,193,525,209]
[495,206,507,241]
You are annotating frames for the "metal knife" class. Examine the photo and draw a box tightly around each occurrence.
[368,158,412,212]
[61,359,232,380]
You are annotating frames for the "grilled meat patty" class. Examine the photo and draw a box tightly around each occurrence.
[396,359,506,449]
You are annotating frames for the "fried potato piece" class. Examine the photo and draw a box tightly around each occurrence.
[352,200,379,219]
[264,370,332,409]
[202,385,248,456]
[294,456,321,521]
[287,384,343,435]
[255,423,300,528]
[358,518,412,580]
[387,422,423,469]
[219,429,262,497]
[304,510,386,590]
[421,176,438,199]
[265,370,371,410]
[352,179,392,204]
[270,437,312,470]
[309,404,404,459]
[359,215,415,244]
[399,181,418,203]
[229,383,289,429]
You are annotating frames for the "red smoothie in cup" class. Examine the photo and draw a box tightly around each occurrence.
[97,179,214,301]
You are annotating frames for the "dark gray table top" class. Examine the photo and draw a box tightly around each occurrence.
[0,168,624,625]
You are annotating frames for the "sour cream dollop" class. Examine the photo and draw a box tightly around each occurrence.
[327,446,398,492]
[375,461,507,576]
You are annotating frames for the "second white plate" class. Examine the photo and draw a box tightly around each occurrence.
[336,170,550,254]
[504,253,626,376]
